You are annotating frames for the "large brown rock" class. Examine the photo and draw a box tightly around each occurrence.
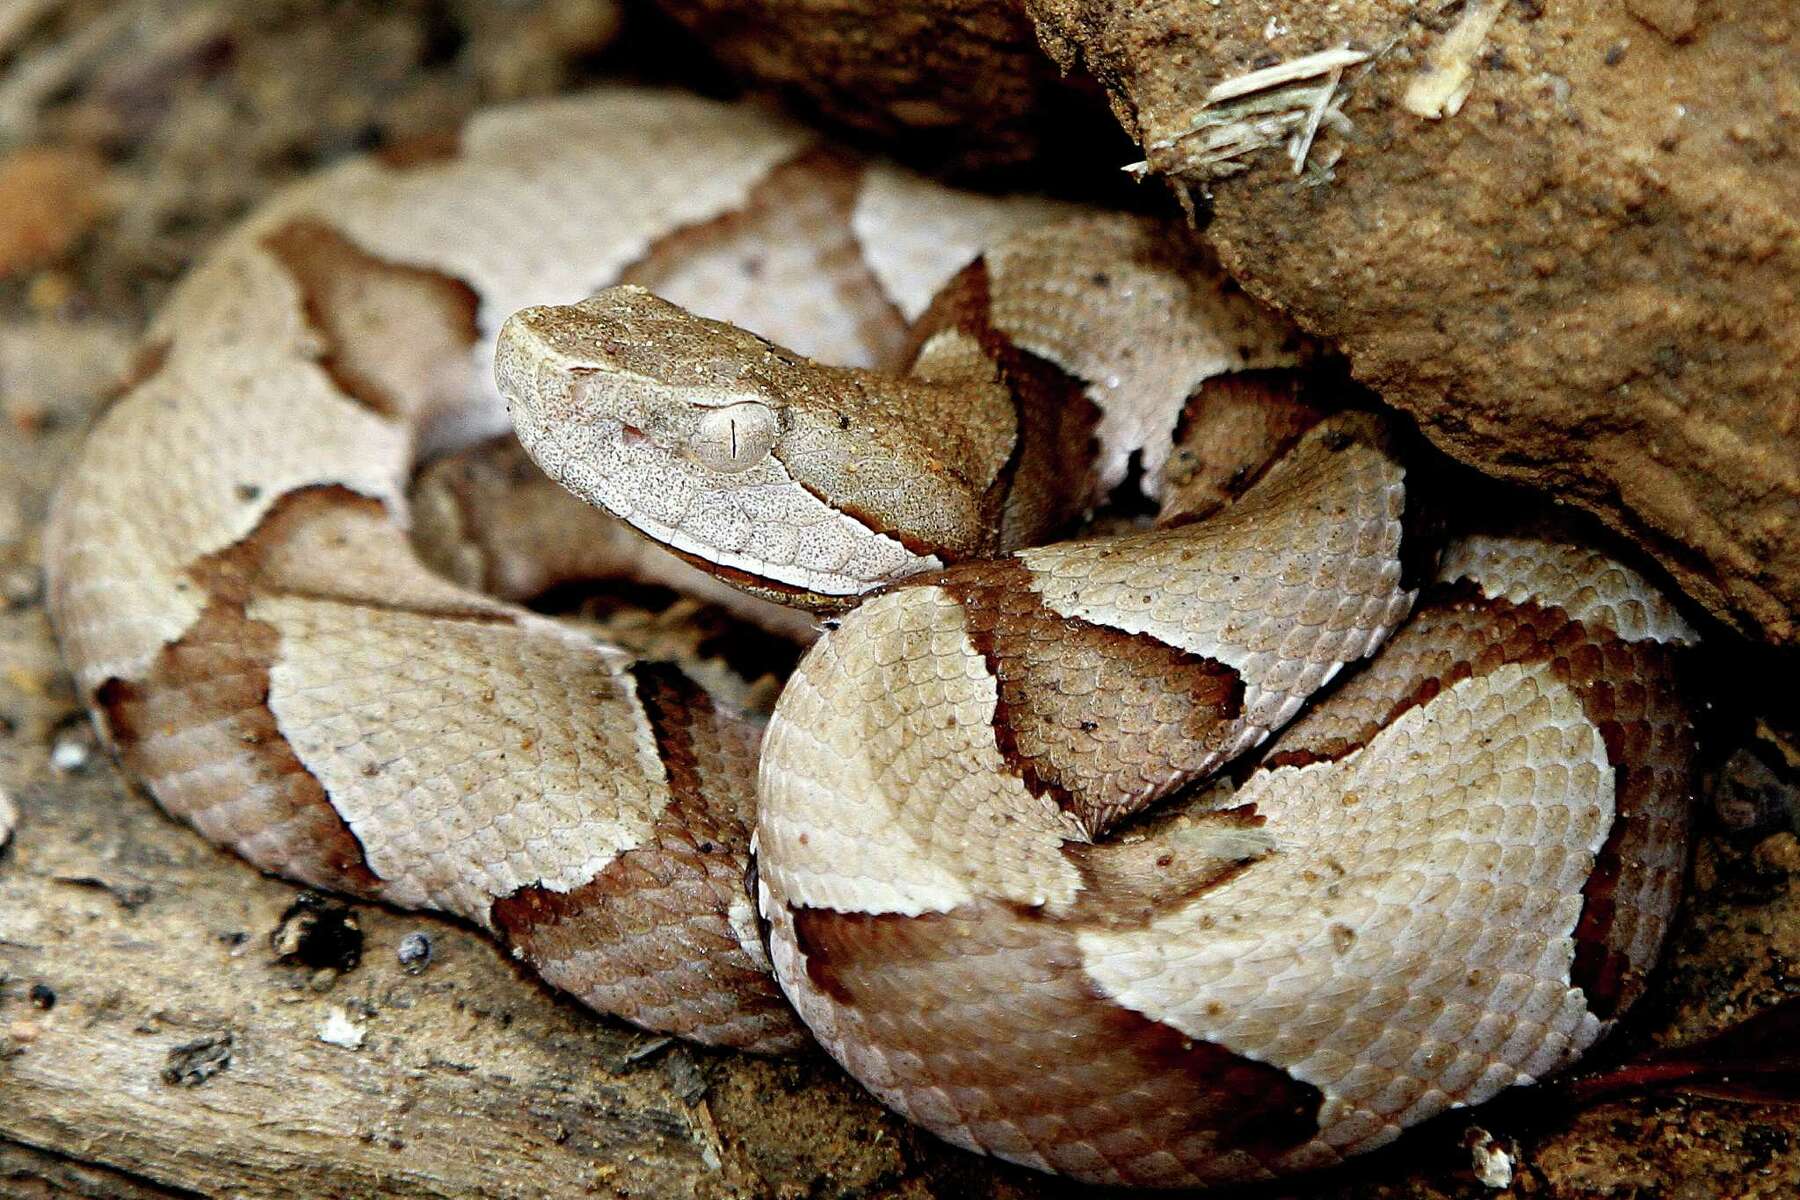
[659,0,1800,645]
[650,0,1066,170]
[1030,0,1800,647]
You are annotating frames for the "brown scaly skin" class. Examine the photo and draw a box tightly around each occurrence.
[45,88,1698,1186]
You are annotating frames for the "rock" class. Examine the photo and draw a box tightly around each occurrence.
[315,1007,367,1050]
[396,930,433,974]
[649,0,1089,172]
[1035,0,1800,645]
[1464,1127,1515,1190]
[48,725,94,773]
[1626,0,1702,42]
[653,0,1800,646]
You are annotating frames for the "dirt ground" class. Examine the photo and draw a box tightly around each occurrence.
[2,2,1799,1197]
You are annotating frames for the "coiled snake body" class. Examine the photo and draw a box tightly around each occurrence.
[46,90,1697,1188]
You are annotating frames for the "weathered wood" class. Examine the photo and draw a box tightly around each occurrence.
[0,1139,198,1200]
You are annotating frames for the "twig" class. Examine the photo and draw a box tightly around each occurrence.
[1289,66,1346,174]
[1203,46,1369,105]
[1131,45,1368,180]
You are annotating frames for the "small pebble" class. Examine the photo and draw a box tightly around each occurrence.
[317,1005,366,1050]
[29,982,56,1010]
[49,728,94,773]
[1465,1127,1514,1189]
[397,931,433,974]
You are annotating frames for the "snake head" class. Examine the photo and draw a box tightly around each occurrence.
[500,285,795,469]
[497,285,981,607]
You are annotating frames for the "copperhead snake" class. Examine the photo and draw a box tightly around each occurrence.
[44,89,1699,1189]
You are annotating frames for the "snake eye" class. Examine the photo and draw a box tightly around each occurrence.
[690,402,778,473]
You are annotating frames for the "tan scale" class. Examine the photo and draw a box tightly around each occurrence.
[48,90,1076,1053]
[44,87,1700,1187]
[759,534,1696,1187]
